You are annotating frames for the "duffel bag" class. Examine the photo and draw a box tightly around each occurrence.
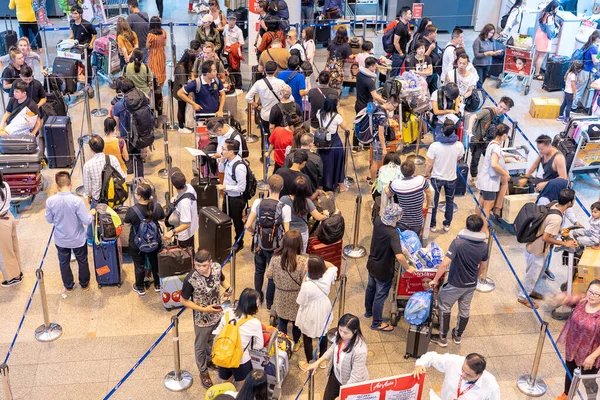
[158,246,193,277]
[316,213,345,244]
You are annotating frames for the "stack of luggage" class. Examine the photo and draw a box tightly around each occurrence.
[158,245,193,309]
[0,134,43,196]
[93,204,124,288]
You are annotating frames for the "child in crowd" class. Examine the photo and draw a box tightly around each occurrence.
[355,41,373,69]
[572,202,600,248]
[558,61,582,124]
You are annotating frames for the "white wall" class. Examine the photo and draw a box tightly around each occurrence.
[474,0,502,31]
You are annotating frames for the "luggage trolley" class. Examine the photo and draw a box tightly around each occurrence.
[193,111,230,179]
[495,42,535,96]
[249,326,291,400]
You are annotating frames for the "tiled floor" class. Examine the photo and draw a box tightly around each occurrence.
[1,3,600,399]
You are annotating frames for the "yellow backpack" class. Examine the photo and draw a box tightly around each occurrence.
[211,311,252,368]
[205,382,236,400]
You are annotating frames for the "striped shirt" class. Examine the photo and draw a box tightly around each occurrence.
[389,176,429,228]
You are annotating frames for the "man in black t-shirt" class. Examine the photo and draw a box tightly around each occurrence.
[429,215,489,347]
[68,6,97,84]
[10,65,46,107]
[276,151,315,197]
[391,6,412,77]
[355,57,387,114]
[365,203,411,332]
[127,0,150,62]
[307,71,338,129]
[284,133,323,191]
[0,81,42,137]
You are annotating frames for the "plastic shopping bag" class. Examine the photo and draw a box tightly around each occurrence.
[404,290,433,326]
[397,228,422,254]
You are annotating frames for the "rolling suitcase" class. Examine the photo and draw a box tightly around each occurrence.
[405,324,431,359]
[158,246,193,277]
[0,135,38,154]
[115,206,130,251]
[454,161,468,196]
[93,239,123,288]
[198,206,232,264]
[307,236,343,278]
[0,151,43,174]
[52,57,79,94]
[160,273,187,309]
[315,22,331,47]
[0,16,18,57]
[543,55,570,92]
[191,176,219,211]
[5,172,43,195]
[45,115,75,168]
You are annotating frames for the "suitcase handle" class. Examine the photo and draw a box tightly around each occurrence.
[5,15,13,31]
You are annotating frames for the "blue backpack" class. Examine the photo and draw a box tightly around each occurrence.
[404,290,433,326]
[132,204,162,253]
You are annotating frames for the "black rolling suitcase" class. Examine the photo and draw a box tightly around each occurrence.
[0,135,38,154]
[191,176,219,212]
[543,55,571,92]
[454,161,468,196]
[198,206,232,264]
[45,116,76,168]
[315,20,331,47]
[52,57,79,94]
[0,16,18,57]
[0,151,43,174]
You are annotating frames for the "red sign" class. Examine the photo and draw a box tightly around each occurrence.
[503,47,533,77]
[340,374,425,400]
[412,3,424,19]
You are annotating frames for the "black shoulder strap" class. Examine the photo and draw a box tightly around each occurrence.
[320,112,336,130]
[286,71,299,84]
[174,192,196,206]
[137,12,149,23]
[454,68,457,84]
[231,160,245,183]
[263,77,281,102]
[437,87,444,108]
[266,49,287,70]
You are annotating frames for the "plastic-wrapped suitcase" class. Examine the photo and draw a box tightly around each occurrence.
[0,135,38,154]
[45,115,75,168]
[52,57,79,94]
[198,206,232,265]
[543,55,571,92]
[93,239,123,288]
[307,236,342,278]
[454,161,468,196]
[115,206,130,251]
[405,323,431,359]
[160,273,187,309]
[0,151,43,174]
[191,176,219,211]
[0,16,18,57]
[5,172,43,195]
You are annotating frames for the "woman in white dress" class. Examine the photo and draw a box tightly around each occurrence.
[296,255,338,371]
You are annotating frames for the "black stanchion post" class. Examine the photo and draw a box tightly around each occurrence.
[167,80,177,130]
[343,195,366,259]
[476,228,496,293]
[343,131,354,187]
[257,123,269,191]
[516,321,548,396]
[338,274,347,316]
[307,369,315,400]
[169,22,177,72]
[0,363,13,400]
[245,104,258,143]
[34,269,63,342]
[164,315,193,391]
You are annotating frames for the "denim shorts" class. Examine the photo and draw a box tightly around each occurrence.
[480,190,497,201]
[372,140,384,163]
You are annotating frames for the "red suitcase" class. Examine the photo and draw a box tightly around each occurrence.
[307,236,343,278]
[5,173,43,195]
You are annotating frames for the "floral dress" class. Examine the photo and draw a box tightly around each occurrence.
[266,254,308,321]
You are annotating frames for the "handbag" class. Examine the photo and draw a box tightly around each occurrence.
[158,245,193,277]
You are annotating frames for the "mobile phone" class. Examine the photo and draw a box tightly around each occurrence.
[213,304,223,310]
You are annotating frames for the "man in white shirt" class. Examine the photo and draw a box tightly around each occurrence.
[164,168,199,251]
[82,135,127,204]
[287,30,306,61]
[413,352,500,400]
[206,117,244,157]
[223,14,244,48]
[440,28,464,85]
[425,120,465,233]
[217,139,248,250]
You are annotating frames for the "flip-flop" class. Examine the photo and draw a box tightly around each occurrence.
[371,323,394,332]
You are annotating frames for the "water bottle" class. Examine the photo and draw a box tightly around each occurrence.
[430,243,443,264]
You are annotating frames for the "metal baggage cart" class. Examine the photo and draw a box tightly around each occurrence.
[495,42,535,96]
[249,326,289,400]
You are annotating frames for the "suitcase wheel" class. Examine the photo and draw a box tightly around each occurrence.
[390,312,398,327]
[117,283,121,288]
[404,353,410,359]
[98,284,102,289]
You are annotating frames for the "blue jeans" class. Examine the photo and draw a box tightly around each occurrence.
[301,5,314,24]
[254,248,275,308]
[560,92,574,120]
[364,273,393,328]
[391,53,405,78]
[431,178,456,228]
[56,244,90,289]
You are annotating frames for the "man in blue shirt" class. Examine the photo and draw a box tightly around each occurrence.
[177,60,226,117]
[45,172,95,292]
[276,56,308,112]
[111,77,132,138]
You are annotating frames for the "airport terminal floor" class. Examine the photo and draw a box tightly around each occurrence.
[1,1,600,399]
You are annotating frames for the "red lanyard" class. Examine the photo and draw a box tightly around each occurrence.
[336,343,346,364]
[456,376,476,399]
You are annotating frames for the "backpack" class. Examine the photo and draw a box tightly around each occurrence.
[572,45,591,62]
[165,192,197,229]
[230,129,249,158]
[325,57,344,89]
[314,112,336,149]
[382,78,402,100]
[254,198,284,251]
[480,108,500,141]
[132,205,162,253]
[231,159,257,202]
[373,162,402,194]
[354,102,385,145]
[123,87,155,149]
[316,214,345,244]
[464,85,485,113]
[382,22,397,54]
[514,202,563,244]
[99,155,128,209]
[268,0,289,32]
[500,12,510,29]
[94,203,123,243]
[211,311,253,368]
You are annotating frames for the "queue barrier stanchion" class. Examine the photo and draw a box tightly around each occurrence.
[75,48,93,197]
[552,246,576,321]
[41,27,51,71]
[307,368,315,400]
[230,245,237,300]
[158,122,170,179]
[257,120,270,192]
[0,363,13,400]
[343,131,354,187]
[476,228,496,293]
[566,368,582,399]
[91,66,108,117]
[343,194,366,259]
[516,321,548,397]
[167,79,177,130]
[362,19,366,40]
[164,315,193,391]
[34,269,63,342]
[245,104,259,143]
[338,274,347,317]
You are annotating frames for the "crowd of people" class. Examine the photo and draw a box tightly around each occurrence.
[2,1,600,399]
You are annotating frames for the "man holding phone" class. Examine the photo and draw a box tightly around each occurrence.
[180,249,232,388]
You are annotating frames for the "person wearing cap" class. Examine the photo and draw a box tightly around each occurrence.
[164,168,198,250]
[178,59,226,117]
[365,203,412,332]
[216,139,247,251]
[223,14,245,90]
[223,14,244,49]
[195,14,223,54]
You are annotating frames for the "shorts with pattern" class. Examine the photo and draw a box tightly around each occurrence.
[372,139,384,163]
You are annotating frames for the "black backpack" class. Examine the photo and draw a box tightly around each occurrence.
[514,202,563,244]
[382,78,402,100]
[254,198,284,251]
[99,155,128,209]
[231,159,257,202]
[314,112,336,149]
[316,214,345,244]
[230,129,249,159]
[124,87,155,149]
[276,102,299,127]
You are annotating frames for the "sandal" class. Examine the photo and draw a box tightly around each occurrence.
[371,323,394,332]
[533,74,544,81]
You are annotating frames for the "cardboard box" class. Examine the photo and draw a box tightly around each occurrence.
[529,97,561,119]
[573,249,600,295]
[502,193,539,224]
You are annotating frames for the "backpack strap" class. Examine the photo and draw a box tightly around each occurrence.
[132,205,146,222]
[230,160,247,183]
[174,192,196,206]
[266,48,287,70]
[286,71,299,84]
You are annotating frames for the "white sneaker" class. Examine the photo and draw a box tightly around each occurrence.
[443,225,450,232]
[178,127,192,134]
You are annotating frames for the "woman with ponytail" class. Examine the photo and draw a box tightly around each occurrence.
[123,47,153,95]
[124,182,165,296]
